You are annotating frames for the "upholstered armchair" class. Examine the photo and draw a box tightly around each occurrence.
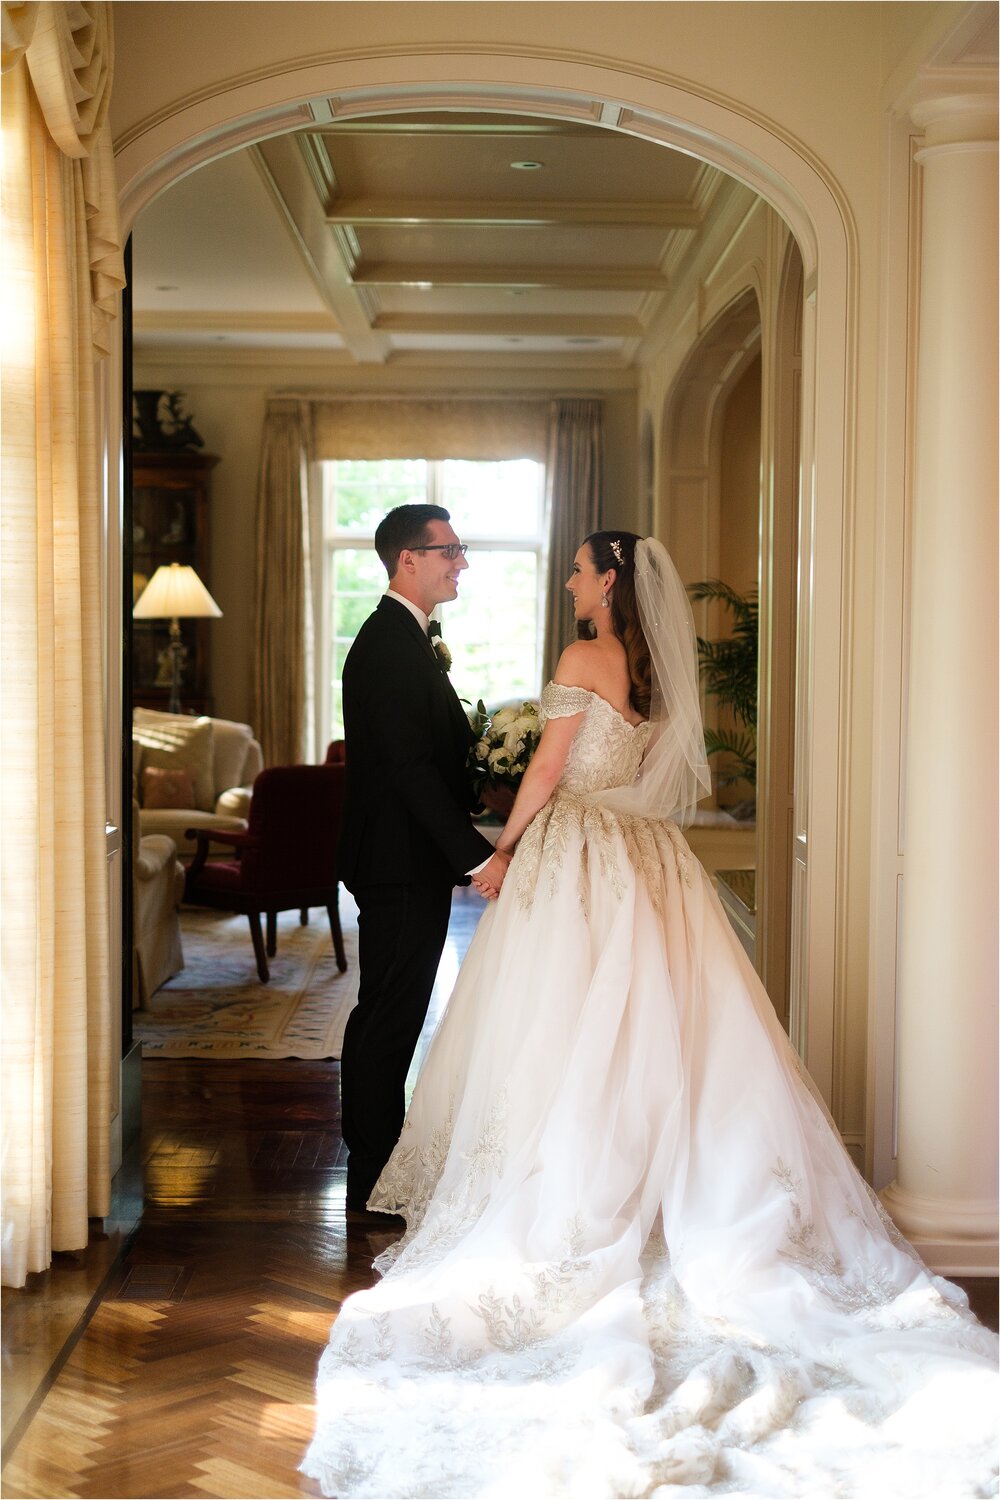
[183,764,348,983]
[132,795,185,1006]
[133,707,264,858]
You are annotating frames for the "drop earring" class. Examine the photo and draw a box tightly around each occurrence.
[601,592,610,609]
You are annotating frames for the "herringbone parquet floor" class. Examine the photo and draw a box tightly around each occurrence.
[2,893,486,1500]
[1,1074,392,1500]
[2,887,996,1500]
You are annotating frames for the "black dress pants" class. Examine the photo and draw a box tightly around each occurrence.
[341,879,454,1207]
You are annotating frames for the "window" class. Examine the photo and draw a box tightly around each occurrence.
[319,458,547,745]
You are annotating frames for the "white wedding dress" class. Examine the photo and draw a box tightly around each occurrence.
[304,684,998,1500]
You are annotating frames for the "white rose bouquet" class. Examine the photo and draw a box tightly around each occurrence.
[468,699,541,797]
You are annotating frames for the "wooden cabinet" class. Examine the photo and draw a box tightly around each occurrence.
[131,452,219,714]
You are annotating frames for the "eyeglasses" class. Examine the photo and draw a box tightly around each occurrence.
[410,543,469,561]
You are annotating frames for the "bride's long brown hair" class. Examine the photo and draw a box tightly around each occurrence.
[581,530,651,718]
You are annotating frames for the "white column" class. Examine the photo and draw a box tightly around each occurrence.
[881,90,999,1274]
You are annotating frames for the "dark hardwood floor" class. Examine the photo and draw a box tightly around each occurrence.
[2,885,996,1498]
[1,890,485,1500]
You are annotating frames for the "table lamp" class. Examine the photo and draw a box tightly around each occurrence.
[133,563,222,714]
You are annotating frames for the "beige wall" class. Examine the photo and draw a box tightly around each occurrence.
[718,355,761,599]
[132,353,639,727]
[111,5,957,180]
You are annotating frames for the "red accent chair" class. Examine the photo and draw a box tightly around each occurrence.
[296,741,346,926]
[184,764,347,983]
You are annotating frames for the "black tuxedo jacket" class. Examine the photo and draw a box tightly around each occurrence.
[338,597,495,891]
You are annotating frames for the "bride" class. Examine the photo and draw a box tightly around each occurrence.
[303,532,997,1499]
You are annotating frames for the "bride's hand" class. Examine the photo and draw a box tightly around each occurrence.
[472,849,510,900]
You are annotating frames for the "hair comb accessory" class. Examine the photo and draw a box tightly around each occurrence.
[609,538,624,566]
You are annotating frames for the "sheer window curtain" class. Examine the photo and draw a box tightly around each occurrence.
[253,400,315,766]
[1,2,125,1287]
[543,399,604,683]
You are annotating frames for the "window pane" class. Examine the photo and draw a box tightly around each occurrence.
[441,459,543,539]
[321,458,547,749]
[328,547,384,736]
[327,459,427,534]
[444,550,540,710]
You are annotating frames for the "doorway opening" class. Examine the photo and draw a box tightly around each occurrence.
[115,64,851,1164]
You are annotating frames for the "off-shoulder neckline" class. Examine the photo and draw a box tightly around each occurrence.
[545,681,649,732]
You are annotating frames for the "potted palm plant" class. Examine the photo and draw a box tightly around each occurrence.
[687,580,758,806]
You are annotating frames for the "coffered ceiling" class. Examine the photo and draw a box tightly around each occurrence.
[132,113,727,368]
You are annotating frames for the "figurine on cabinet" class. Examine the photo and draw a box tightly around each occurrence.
[133,390,205,453]
[159,499,187,545]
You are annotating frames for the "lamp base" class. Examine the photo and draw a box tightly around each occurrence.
[166,618,186,714]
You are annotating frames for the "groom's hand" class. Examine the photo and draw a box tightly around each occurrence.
[472,849,511,901]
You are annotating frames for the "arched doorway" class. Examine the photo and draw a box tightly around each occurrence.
[108,55,856,1122]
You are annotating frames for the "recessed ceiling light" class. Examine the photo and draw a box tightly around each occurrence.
[507,337,523,343]
[567,337,601,345]
[509,160,543,171]
[155,284,179,292]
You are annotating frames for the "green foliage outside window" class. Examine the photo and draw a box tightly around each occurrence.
[325,459,545,740]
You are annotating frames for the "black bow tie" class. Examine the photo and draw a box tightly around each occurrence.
[428,620,442,639]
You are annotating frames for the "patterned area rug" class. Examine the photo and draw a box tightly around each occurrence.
[134,899,359,1059]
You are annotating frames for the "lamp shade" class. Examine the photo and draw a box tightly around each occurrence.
[133,563,222,620]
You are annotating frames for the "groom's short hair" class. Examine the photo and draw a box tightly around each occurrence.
[375,504,451,578]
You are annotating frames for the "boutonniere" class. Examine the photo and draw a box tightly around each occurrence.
[428,620,452,672]
[433,639,453,672]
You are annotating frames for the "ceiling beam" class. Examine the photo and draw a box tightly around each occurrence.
[134,310,344,337]
[325,197,700,228]
[354,263,670,291]
[250,137,390,364]
[372,312,641,337]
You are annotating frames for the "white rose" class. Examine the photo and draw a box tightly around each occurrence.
[488,747,508,769]
[492,708,516,730]
[474,741,490,761]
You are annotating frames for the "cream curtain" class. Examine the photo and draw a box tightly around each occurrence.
[253,400,314,766]
[542,399,604,682]
[1,2,124,1288]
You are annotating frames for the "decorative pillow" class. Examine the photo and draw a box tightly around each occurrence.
[142,766,195,810]
[133,708,215,811]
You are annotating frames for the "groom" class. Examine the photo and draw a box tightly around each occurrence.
[338,504,509,1221]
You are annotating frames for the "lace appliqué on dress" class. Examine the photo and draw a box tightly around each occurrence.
[772,1158,909,1318]
[371,1088,510,1278]
[369,1100,455,1219]
[539,682,649,797]
[512,683,691,914]
[515,794,694,916]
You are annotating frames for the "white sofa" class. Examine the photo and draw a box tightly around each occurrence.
[133,708,264,858]
[133,793,185,1005]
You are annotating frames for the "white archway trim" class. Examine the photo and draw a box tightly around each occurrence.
[115,54,854,267]
[112,49,857,1117]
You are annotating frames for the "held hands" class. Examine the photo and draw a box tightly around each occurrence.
[472,849,511,901]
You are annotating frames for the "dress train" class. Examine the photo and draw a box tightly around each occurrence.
[303,686,998,1499]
